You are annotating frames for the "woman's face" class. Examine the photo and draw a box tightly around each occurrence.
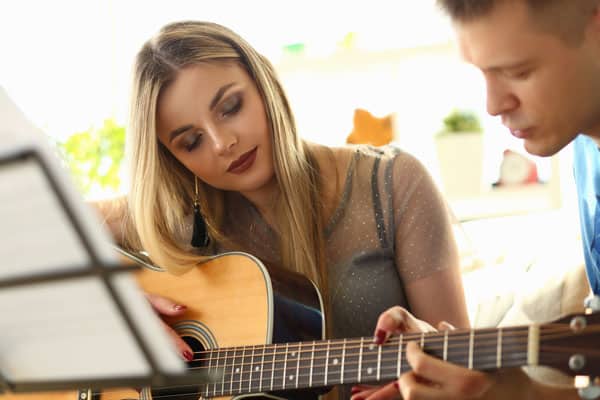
[157,62,275,197]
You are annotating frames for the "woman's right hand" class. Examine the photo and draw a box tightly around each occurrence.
[145,293,194,362]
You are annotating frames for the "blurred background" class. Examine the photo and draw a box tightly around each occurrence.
[1,0,587,326]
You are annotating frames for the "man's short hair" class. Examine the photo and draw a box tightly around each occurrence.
[436,0,598,45]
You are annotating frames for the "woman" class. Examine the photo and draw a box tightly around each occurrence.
[100,20,469,399]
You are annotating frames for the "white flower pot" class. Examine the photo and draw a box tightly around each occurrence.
[435,132,484,199]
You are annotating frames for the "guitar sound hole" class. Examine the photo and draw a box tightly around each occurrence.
[182,335,205,368]
[148,337,207,400]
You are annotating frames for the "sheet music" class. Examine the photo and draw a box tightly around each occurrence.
[0,86,186,385]
[0,159,90,278]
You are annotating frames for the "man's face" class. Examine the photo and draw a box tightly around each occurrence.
[456,1,600,156]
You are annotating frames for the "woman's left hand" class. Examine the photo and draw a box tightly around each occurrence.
[350,306,439,400]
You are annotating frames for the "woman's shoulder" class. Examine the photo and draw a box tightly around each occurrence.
[309,142,423,175]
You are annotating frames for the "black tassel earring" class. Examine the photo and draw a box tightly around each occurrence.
[191,176,210,248]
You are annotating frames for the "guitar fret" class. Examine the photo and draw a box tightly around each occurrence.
[239,347,246,393]
[309,341,315,387]
[468,330,474,369]
[443,330,448,361]
[397,334,403,376]
[221,349,228,396]
[324,340,330,386]
[249,346,256,393]
[326,338,343,386]
[270,343,276,391]
[377,340,382,381]
[295,343,301,389]
[341,338,346,384]
[358,337,364,383]
[528,325,540,366]
[282,343,289,389]
[206,348,213,397]
[497,328,502,369]
[213,349,221,397]
[310,341,329,386]
[229,347,237,395]
[259,345,266,393]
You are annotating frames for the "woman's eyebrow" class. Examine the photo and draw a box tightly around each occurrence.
[209,82,236,110]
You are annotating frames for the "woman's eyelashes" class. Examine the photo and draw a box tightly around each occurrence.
[178,94,243,153]
[182,133,200,152]
[220,95,242,118]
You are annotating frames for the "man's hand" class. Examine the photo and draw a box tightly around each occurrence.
[394,340,492,400]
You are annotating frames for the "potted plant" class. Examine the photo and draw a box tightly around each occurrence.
[434,109,485,199]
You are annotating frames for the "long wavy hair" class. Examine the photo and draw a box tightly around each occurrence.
[126,21,327,292]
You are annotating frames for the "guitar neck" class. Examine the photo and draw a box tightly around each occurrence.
[199,326,531,396]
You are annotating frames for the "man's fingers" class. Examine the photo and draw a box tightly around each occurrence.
[405,342,492,397]
[398,372,447,400]
[146,293,187,316]
[363,381,400,400]
[351,384,376,396]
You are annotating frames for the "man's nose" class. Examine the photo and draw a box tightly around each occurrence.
[486,80,518,117]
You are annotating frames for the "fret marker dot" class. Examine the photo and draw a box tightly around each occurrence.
[367,368,373,374]
[369,344,375,351]
[291,352,296,357]
[333,359,339,365]
[235,368,240,373]
[255,366,260,372]
[289,375,294,381]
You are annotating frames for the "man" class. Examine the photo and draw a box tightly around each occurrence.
[356,1,600,399]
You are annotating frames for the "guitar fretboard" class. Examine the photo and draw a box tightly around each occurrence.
[194,326,532,397]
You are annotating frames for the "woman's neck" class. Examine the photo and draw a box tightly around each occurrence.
[239,175,280,228]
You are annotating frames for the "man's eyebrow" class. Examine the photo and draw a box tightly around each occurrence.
[209,82,236,110]
[484,60,533,73]
[169,124,193,143]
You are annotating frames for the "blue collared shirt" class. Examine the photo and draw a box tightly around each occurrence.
[574,134,600,294]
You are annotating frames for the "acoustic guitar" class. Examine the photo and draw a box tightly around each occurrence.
[3,251,599,400]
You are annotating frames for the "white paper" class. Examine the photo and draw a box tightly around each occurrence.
[0,86,186,384]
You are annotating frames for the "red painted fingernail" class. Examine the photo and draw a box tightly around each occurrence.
[351,387,361,395]
[374,329,387,344]
[394,381,399,390]
[174,304,187,311]
[182,350,194,361]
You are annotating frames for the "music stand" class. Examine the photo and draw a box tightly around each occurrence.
[0,94,220,395]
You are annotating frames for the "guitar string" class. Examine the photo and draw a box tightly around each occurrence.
[184,342,537,375]
[121,341,567,395]
[92,340,582,398]
[195,324,571,356]
[181,333,583,374]
[190,325,580,364]
[92,353,533,398]
[116,356,533,398]
[89,326,591,397]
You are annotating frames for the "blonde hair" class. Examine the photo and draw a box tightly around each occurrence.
[127,21,327,292]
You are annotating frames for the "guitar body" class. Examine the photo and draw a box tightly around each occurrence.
[0,252,324,400]
[135,252,325,400]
